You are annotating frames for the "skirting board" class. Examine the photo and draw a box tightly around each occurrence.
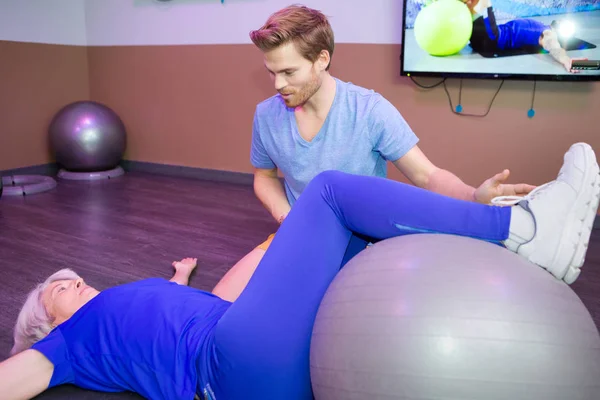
[2,161,600,231]
[0,161,255,186]
[120,160,255,186]
[0,163,59,177]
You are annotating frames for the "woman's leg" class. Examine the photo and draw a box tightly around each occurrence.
[212,233,372,303]
[208,142,599,400]
[210,247,266,302]
[208,171,510,400]
[211,234,274,302]
[211,230,368,303]
[470,11,500,54]
[485,6,500,39]
[340,233,370,265]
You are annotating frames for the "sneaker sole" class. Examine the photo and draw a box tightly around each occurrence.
[554,143,600,284]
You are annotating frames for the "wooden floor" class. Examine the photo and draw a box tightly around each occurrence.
[1,171,599,399]
[0,172,277,399]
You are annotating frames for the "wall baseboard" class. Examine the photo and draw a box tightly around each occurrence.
[120,160,254,186]
[0,163,59,177]
[0,161,255,186]
[3,161,600,230]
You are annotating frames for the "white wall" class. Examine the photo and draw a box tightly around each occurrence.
[85,0,403,46]
[0,0,403,46]
[0,0,87,45]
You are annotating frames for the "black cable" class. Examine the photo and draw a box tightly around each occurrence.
[444,79,504,117]
[530,79,537,112]
[409,75,446,89]
[411,75,542,118]
[410,76,504,117]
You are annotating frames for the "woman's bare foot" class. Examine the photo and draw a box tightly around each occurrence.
[475,0,490,12]
[170,257,198,286]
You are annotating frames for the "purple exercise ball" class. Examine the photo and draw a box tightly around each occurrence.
[310,234,600,400]
[49,101,127,172]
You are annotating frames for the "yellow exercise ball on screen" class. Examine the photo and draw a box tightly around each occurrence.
[414,0,473,56]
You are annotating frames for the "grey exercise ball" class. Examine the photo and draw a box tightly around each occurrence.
[49,101,127,172]
[310,234,600,400]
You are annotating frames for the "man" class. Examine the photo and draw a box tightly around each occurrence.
[212,4,536,302]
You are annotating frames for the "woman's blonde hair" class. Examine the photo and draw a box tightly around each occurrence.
[10,268,80,356]
[250,4,335,70]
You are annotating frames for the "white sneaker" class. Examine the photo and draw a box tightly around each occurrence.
[492,143,600,284]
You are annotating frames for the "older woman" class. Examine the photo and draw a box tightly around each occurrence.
[1,142,598,400]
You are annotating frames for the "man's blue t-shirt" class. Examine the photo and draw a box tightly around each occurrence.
[250,78,419,206]
[30,278,231,399]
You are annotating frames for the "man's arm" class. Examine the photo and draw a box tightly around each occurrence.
[254,167,292,223]
[249,108,291,223]
[364,97,477,202]
[0,349,53,399]
[392,146,535,204]
[392,146,476,201]
[370,95,531,204]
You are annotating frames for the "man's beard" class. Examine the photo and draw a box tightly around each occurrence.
[280,71,321,108]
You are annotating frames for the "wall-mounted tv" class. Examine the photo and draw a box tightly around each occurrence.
[400,0,600,81]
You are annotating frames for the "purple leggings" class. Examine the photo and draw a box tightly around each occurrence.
[205,170,511,399]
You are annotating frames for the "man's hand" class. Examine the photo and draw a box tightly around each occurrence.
[253,168,292,224]
[277,213,288,224]
[474,169,536,204]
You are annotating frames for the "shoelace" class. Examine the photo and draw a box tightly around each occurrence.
[491,181,554,206]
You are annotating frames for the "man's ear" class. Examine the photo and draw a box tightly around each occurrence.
[316,49,330,72]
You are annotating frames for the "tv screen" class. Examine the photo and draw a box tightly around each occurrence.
[400,0,600,81]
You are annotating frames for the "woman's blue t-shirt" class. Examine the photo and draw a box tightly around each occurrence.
[485,18,550,50]
[31,278,231,399]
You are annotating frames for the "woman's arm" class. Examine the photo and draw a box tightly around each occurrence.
[169,257,197,286]
[0,349,53,399]
[541,30,573,71]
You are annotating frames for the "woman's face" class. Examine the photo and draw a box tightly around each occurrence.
[42,278,100,327]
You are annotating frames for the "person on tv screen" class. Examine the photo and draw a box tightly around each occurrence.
[464,0,587,72]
